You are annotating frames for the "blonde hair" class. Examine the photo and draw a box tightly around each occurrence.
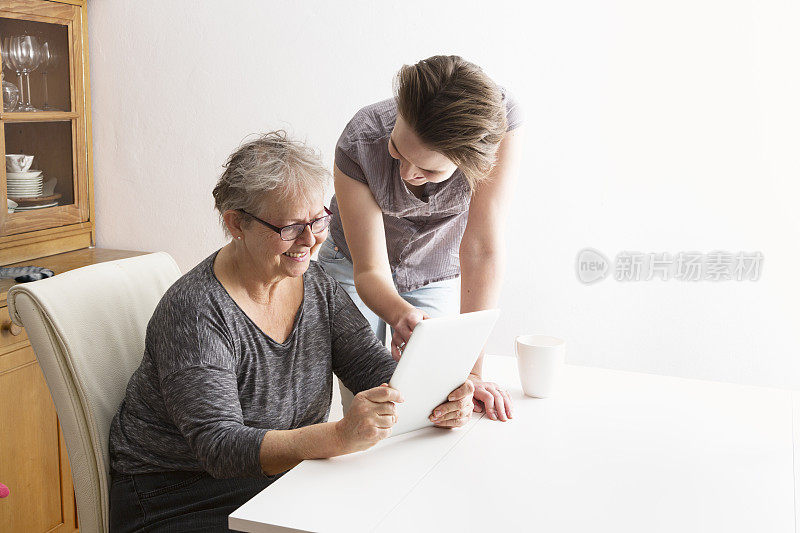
[394,55,507,191]
[212,131,330,236]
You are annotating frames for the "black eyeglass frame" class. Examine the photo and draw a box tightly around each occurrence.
[239,207,332,241]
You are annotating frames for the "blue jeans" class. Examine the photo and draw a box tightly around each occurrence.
[317,236,460,410]
[109,470,274,532]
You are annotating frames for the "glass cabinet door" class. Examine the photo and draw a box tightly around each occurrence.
[0,2,89,236]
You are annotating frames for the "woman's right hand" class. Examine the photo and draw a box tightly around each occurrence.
[334,383,403,453]
[390,307,429,361]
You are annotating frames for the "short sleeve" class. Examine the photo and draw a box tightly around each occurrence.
[502,90,524,132]
[334,115,369,184]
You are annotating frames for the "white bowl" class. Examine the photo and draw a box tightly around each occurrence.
[7,198,17,213]
[6,154,34,172]
[7,169,42,178]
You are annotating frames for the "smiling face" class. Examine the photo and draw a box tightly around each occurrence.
[234,192,328,281]
[388,115,458,186]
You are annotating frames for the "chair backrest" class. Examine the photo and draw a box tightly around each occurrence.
[7,252,182,533]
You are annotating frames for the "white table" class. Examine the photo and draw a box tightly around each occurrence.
[230,356,796,532]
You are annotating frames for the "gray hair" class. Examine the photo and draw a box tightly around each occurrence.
[212,131,330,236]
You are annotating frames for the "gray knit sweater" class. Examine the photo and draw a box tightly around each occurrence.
[109,251,396,479]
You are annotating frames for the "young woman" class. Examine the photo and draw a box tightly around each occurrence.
[318,55,523,421]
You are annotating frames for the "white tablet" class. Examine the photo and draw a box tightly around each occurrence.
[388,309,501,436]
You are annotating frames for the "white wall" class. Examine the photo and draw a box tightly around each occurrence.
[88,1,800,389]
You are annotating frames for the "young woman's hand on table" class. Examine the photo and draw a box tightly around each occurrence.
[468,373,513,421]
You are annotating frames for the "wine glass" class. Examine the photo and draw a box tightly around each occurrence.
[39,40,59,111]
[0,35,10,75]
[2,81,20,112]
[2,36,25,111]
[11,34,42,112]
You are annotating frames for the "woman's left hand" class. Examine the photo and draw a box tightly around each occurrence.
[429,380,475,428]
[390,307,429,361]
[468,374,513,421]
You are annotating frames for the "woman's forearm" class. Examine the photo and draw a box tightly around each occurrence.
[460,248,505,377]
[460,249,504,310]
[353,268,414,325]
[259,421,344,476]
[333,166,409,324]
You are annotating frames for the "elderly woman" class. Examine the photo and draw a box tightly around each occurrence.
[107,131,474,532]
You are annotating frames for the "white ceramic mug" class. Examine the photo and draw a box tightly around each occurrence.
[515,335,566,398]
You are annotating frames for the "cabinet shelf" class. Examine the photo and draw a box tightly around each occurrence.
[1,112,79,122]
[4,204,84,235]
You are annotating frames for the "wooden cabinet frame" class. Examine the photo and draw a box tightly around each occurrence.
[0,0,94,265]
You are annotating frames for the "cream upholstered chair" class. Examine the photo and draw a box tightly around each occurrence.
[7,252,181,533]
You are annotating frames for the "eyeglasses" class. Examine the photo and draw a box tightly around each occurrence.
[239,207,332,241]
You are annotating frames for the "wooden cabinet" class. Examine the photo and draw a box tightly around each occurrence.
[0,2,146,530]
[0,343,78,532]
[0,248,147,531]
[0,1,94,529]
[0,0,94,265]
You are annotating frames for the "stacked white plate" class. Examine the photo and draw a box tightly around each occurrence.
[14,202,59,211]
[7,169,43,198]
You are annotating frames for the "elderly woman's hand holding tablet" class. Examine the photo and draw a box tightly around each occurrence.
[429,380,475,428]
[335,383,404,451]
